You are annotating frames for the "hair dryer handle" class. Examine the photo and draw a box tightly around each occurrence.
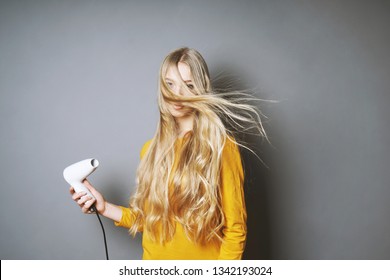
[72,181,95,199]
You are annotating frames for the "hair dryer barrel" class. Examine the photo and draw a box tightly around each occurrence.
[63,158,99,198]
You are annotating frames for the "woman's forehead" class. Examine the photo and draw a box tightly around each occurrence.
[165,62,192,82]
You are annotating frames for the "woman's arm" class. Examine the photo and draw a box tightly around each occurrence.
[69,179,123,223]
[69,140,152,228]
[218,139,247,260]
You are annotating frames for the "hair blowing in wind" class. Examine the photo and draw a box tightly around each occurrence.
[128,47,270,244]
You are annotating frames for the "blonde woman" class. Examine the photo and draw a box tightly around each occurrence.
[70,47,267,259]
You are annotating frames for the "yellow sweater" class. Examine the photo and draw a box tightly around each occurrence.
[115,137,246,259]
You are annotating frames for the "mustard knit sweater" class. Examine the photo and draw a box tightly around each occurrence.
[115,137,246,259]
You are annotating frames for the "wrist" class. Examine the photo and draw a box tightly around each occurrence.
[101,201,110,217]
[101,202,123,223]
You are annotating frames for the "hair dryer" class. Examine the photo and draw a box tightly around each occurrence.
[63,158,109,259]
[63,158,99,200]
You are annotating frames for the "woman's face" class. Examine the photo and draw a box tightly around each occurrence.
[165,62,195,119]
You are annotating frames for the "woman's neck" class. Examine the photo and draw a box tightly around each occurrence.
[176,115,194,138]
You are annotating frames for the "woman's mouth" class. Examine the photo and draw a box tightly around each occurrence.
[173,104,184,110]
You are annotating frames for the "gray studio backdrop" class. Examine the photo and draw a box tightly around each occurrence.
[1,0,389,259]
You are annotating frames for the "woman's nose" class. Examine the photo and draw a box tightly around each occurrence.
[175,85,184,96]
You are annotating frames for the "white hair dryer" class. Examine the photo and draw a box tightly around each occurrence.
[63,158,109,259]
[63,158,99,199]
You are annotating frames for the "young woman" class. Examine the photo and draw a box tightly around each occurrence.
[70,47,267,259]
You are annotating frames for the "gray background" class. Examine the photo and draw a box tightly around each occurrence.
[1,0,389,259]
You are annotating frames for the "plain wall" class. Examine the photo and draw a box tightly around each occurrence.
[0,0,389,259]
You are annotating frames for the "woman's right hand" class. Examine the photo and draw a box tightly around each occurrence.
[69,179,106,215]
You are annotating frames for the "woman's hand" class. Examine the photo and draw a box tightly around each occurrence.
[69,179,106,215]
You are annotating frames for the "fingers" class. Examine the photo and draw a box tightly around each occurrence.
[70,189,96,214]
[71,190,86,202]
[76,194,91,205]
[81,198,96,214]
[80,197,96,214]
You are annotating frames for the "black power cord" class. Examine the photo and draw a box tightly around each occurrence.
[91,205,109,260]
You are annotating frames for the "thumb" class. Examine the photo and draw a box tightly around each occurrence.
[82,179,103,203]
[82,179,96,193]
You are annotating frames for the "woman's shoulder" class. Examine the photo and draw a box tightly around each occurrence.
[221,136,244,177]
[222,136,242,160]
[224,136,240,151]
[140,138,153,159]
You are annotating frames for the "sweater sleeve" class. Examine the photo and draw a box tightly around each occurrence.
[114,206,139,228]
[218,139,247,260]
[114,139,152,229]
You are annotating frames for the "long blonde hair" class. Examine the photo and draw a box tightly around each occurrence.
[129,47,268,244]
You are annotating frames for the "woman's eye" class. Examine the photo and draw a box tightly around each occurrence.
[166,81,174,88]
[187,84,194,89]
